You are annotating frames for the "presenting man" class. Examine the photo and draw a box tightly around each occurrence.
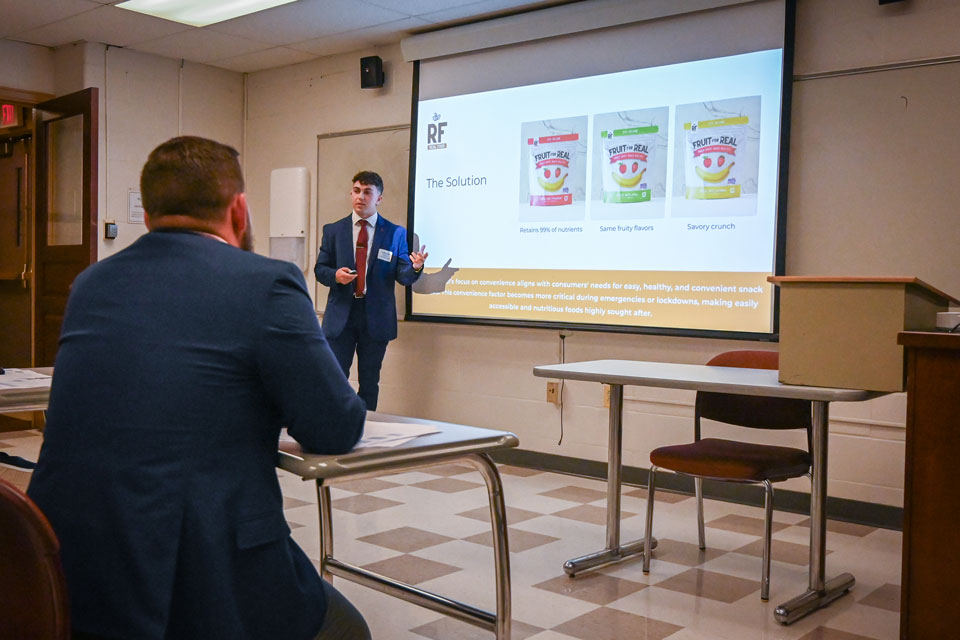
[314,171,426,410]
[28,137,370,640]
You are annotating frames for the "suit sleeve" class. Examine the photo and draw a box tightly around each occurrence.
[393,226,421,287]
[314,223,339,288]
[257,263,365,454]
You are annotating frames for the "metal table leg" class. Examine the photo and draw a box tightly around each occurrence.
[774,401,855,624]
[563,384,656,577]
[316,453,511,639]
[317,482,334,581]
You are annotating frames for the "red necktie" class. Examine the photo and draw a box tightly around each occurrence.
[355,220,368,297]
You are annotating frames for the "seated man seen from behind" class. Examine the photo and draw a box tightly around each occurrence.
[28,136,370,640]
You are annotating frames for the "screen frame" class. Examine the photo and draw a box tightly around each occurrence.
[405,0,796,342]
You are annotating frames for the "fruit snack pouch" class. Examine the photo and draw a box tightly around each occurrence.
[600,125,658,203]
[683,116,747,199]
[527,133,578,206]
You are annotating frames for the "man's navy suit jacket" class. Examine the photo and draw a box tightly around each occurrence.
[314,214,420,342]
[28,230,366,640]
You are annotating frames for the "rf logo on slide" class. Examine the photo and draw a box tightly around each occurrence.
[427,115,447,150]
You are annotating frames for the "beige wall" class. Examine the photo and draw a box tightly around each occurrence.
[12,0,958,508]
[31,43,243,260]
[3,41,244,259]
[0,40,54,95]
[243,47,412,263]
[93,47,245,259]
[242,0,960,509]
[787,0,960,294]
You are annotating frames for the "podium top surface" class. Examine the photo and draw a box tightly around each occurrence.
[767,276,958,304]
[898,331,960,351]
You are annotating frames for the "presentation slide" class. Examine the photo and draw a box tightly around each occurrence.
[410,49,785,334]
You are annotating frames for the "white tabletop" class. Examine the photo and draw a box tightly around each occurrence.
[534,360,886,402]
[278,412,518,481]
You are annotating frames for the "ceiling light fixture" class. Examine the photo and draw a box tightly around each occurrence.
[116,0,298,28]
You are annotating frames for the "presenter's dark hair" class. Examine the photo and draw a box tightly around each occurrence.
[141,136,244,221]
[352,170,384,195]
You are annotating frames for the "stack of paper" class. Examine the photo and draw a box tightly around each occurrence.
[0,368,52,391]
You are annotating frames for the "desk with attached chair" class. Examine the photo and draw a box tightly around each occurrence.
[278,412,518,640]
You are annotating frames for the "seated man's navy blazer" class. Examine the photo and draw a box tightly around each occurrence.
[29,230,366,640]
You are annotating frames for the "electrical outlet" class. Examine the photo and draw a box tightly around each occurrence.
[603,384,610,408]
[546,381,560,405]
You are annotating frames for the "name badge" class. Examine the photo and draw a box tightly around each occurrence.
[377,248,393,262]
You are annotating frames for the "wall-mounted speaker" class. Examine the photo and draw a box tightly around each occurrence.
[360,56,384,89]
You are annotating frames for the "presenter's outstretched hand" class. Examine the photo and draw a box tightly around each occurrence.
[335,267,358,285]
[410,245,428,271]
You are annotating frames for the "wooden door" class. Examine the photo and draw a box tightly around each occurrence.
[34,88,98,366]
[0,134,31,368]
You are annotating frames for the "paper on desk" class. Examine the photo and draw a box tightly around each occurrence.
[0,368,52,390]
[357,420,440,449]
[278,420,440,451]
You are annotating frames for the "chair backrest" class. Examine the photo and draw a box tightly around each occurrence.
[696,350,812,441]
[0,478,71,639]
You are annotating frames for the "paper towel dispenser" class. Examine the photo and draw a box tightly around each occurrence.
[269,167,310,270]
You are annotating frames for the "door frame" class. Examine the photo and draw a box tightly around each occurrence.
[33,87,99,366]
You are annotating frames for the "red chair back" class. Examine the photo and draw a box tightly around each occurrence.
[0,478,71,639]
[697,350,811,432]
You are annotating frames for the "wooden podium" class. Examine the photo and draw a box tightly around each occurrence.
[769,276,958,392]
[897,331,960,639]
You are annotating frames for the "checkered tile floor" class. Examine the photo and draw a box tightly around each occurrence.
[2,430,902,639]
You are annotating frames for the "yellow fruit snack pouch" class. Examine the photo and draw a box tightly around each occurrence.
[528,133,578,206]
[683,116,746,199]
[600,126,658,204]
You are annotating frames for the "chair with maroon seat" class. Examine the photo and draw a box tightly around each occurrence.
[0,477,70,639]
[641,350,812,601]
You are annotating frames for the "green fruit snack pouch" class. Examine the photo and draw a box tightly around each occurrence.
[600,126,658,204]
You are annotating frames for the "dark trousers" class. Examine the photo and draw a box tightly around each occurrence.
[315,579,371,639]
[326,297,389,411]
[73,581,370,640]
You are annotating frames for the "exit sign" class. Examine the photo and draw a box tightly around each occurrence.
[1,103,22,128]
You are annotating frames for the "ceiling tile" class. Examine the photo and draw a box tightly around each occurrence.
[361,0,482,17]
[1,0,562,73]
[420,0,560,24]
[0,0,101,39]
[361,16,434,43]
[289,32,374,58]
[207,0,409,46]
[209,46,318,74]
[13,4,190,48]
[292,16,431,57]
[131,27,275,63]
